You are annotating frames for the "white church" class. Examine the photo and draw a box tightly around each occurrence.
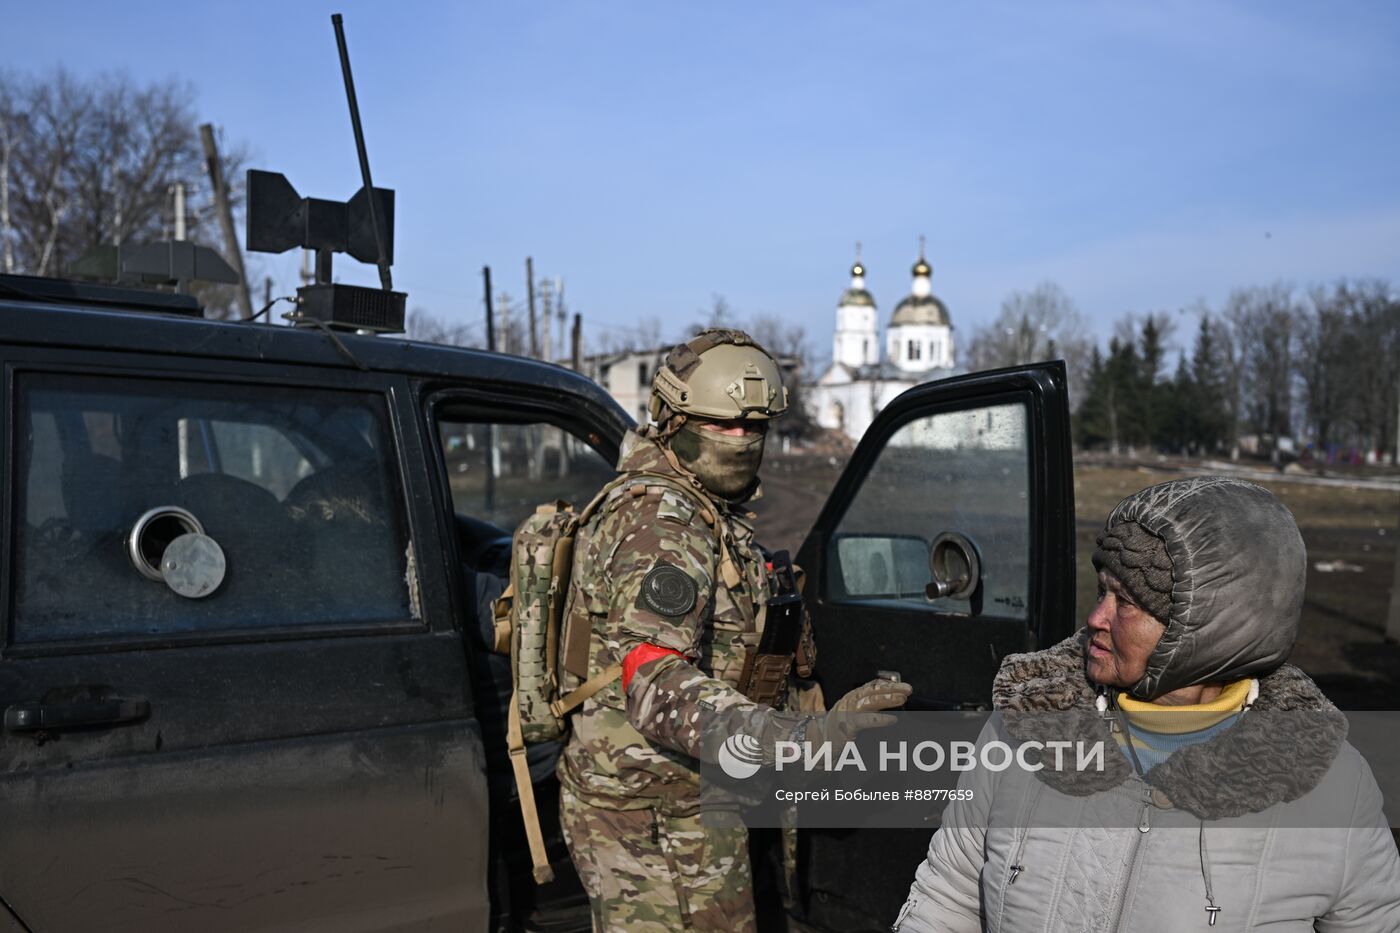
[810,241,961,441]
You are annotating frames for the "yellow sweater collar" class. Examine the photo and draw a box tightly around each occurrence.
[1117,678,1255,734]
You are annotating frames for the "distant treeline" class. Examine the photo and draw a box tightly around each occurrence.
[1075,282,1399,462]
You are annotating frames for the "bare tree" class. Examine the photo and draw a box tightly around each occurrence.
[747,313,817,440]
[585,328,628,357]
[1210,309,1245,458]
[1295,285,1354,454]
[585,316,668,356]
[1224,285,1298,456]
[690,294,736,335]
[405,308,480,347]
[0,69,248,316]
[634,316,665,350]
[1341,280,1400,459]
[0,85,17,274]
[1111,311,1178,366]
[966,281,1093,398]
[750,314,808,360]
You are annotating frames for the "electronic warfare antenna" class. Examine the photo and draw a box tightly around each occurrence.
[332,13,392,293]
[244,12,407,333]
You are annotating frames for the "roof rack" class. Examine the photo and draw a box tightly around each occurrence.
[0,273,204,317]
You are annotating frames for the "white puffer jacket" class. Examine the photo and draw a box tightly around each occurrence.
[896,480,1400,932]
[893,638,1400,931]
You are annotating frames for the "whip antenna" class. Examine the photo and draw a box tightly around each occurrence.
[332,13,392,292]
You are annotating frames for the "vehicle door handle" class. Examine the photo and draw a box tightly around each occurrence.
[4,696,151,732]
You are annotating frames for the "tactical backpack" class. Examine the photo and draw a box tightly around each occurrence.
[490,470,704,883]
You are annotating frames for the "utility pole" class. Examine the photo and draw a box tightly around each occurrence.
[540,278,553,365]
[483,266,495,352]
[173,182,187,241]
[526,256,539,359]
[263,276,272,309]
[198,123,253,319]
[482,265,497,514]
[113,163,123,247]
[522,257,541,476]
[499,291,513,355]
[555,276,566,362]
[571,312,582,371]
[1389,390,1400,642]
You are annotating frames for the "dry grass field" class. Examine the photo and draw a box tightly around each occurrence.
[1073,463,1400,707]
[454,443,1400,708]
[754,451,1400,709]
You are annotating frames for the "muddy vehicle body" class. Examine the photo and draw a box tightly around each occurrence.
[0,273,1075,932]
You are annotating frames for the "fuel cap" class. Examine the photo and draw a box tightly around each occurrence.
[160,533,227,599]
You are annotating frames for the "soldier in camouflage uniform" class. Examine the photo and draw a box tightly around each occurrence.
[557,329,911,932]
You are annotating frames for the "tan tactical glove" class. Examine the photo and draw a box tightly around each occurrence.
[807,677,913,747]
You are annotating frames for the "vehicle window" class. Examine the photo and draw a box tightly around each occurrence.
[14,373,416,644]
[439,420,615,533]
[827,401,1031,618]
[202,420,316,500]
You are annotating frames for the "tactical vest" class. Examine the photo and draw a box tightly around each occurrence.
[560,470,767,701]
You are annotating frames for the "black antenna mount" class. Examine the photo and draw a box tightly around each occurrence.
[245,12,406,333]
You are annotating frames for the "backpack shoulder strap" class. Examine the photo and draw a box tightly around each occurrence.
[591,469,720,527]
[506,685,555,884]
[572,471,641,527]
[550,662,623,719]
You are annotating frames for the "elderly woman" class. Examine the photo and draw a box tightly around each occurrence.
[894,477,1400,931]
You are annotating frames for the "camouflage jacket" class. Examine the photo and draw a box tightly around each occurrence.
[557,430,807,812]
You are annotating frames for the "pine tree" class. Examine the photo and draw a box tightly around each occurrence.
[1105,337,1141,452]
[1137,316,1167,450]
[1074,345,1110,447]
[1189,316,1229,454]
[1165,352,1196,454]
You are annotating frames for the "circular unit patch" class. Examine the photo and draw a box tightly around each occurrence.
[638,563,698,617]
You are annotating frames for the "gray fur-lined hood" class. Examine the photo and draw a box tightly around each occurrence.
[1103,476,1307,699]
[993,632,1348,819]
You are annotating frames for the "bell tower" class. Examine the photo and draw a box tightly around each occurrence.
[833,243,879,369]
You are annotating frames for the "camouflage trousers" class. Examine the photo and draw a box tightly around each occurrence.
[560,785,756,932]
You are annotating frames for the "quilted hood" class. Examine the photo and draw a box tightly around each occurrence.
[1105,477,1307,699]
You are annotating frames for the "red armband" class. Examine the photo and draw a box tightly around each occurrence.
[622,643,686,691]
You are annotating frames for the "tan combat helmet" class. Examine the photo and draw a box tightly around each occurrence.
[648,329,790,423]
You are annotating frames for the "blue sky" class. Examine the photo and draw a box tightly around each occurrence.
[8,1,1400,359]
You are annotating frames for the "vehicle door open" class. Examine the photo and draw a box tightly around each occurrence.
[792,361,1076,931]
